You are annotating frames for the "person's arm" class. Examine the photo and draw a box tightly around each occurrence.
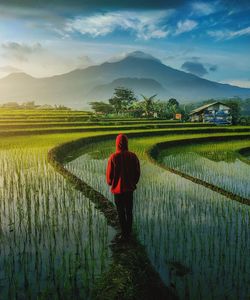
[106,156,114,186]
[134,156,140,184]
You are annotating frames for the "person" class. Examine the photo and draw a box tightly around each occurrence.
[106,133,140,241]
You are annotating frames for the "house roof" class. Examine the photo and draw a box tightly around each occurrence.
[189,101,230,115]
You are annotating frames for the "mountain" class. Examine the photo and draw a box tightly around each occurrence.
[108,50,162,63]
[87,77,166,99]
[0,51,250,108]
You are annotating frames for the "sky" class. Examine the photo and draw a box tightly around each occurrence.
[0,0,249,87]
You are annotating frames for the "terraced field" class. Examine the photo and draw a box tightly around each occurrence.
[0,109,249,299]
[159,140,250,199]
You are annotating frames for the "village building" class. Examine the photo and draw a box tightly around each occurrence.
[189,101,232,124]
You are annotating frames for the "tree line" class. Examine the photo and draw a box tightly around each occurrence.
[89,87,186,120]
[0,101,71,110]
[89,87,249,123]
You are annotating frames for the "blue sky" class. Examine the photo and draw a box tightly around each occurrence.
[0,0,249,87]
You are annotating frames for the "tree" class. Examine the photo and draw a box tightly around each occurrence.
[168,98,179,107]
[242,98,250,116]
[153,100,170,119]
[167,98,180,118]
[178,104,191,121]
[141,94,157,118]
[222,99,241,125]
[89,101,114,115]
[109,87,137,114]
[129,101,144,118]
[54,104,71,110]
[22,101,36,109]
[2,102,20,108]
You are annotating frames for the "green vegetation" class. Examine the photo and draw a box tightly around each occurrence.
[0,146,116,299]
[89,89,250,124]
[66,136,250,299]
[108,87,137,114]
[160,139,250,198]
[90,87,185,119]
[0,101,71,110]
[0,108,250,299]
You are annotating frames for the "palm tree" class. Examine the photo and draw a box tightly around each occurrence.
[141,94,157,118]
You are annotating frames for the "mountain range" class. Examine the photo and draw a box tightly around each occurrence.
[0,51,249,108]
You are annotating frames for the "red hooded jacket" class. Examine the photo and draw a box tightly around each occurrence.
[106,134,140,194]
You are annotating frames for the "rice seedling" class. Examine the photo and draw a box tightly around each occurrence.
[1,108,250,299]
[0,147,115,299]
[66,141,250,300]
[161,140,250,198]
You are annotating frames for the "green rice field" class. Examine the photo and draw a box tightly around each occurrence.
[160,140,250,198]
[0,108,250,299]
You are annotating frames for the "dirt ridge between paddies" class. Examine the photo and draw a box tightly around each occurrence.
[48,133,177,300]
[2,125,250,137]
[238,146,250,165]
[147,135,250,206]
[0,122,214,129]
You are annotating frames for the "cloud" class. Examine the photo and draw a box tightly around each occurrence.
[208,26,250,40]
[77,55,94,68]
[65,10,172,40]
[0,0,186,10]
[0,65,21,73]
[181,59,219,77]
[181,61,208,77]
[175,19,198,35]
[190,56,201,61]
[1,0,247,17]
[2,42,43,53]
[220,0,250,10]
[191,2,216,16]
[209,65,218,71]
[2,42,43,61]
[221,79,250,88]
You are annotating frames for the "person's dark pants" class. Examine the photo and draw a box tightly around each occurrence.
[114,191,133,238]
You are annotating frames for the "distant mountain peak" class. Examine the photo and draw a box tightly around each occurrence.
[3,72,35,80]
[108,50,162,63]
[0,50,250,108]
[125,51,161,62]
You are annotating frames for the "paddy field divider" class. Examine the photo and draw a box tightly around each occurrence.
[2,124,250,137]
[48,125,250,298]
[147,134,250,206]
[48,132,177,300]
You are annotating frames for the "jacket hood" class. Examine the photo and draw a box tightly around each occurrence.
[116,134,128,152]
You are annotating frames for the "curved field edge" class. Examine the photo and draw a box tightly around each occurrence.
[147,134,250,206]
[48,128,249,299]
[237,146,250,165]
[1,124,250,137]
[48,133,176,300]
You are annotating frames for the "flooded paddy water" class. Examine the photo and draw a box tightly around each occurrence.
[162,152,250,199]
[67,151,250,300]
[0,148,115,299]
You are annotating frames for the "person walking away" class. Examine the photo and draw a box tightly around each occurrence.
[106,134,140,241]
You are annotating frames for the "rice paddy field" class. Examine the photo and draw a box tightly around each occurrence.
[160,140,250,199]
[0,108,250,300]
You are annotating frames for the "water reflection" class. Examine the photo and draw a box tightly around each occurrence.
[67,152,250,300]
[162,152,250,199]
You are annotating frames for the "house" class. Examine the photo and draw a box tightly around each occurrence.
[189,102,232,125]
